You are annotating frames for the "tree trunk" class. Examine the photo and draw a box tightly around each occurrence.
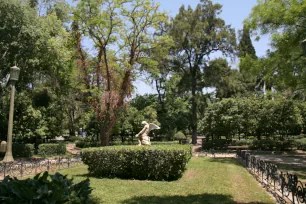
[100,121,110,146]
[69,108,75,136]
[191,66,197,145]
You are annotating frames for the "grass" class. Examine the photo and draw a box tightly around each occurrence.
[59,157,274,204]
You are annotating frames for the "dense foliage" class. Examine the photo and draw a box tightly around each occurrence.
[296,138,306,151]
[12,143,34,158]
[38,143,66,157]
[81,145,192,181]
[199,97,303,140]
[0,171,92,204]
[2,0,306,150]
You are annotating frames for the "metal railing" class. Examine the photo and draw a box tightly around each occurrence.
[237,150,306,204]
[0,155,82,180]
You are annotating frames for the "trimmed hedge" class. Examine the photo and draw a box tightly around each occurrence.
[0,171,92,203]
[75,140,100,148]
[202,139,231,150]
[110,141,180,146]
[249,140,292,151]
[295,138,306,150]
[202,139,292,151]
[81,145,192,181]
[38,143,66,157]
[12,143,34,158]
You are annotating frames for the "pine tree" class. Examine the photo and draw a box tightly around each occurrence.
[238,25,257,59]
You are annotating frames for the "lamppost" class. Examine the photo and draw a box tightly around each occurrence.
[301,39,306,57]
[3,66,20,162]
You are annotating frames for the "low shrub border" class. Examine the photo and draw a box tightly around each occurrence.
[81,145,192,181]
[12,143,34,158]
[0,171,92,203]
[202,139,292,151]
[38,143,66,157]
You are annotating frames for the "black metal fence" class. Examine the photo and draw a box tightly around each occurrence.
[0,155,82,180]
[237,150,306,204]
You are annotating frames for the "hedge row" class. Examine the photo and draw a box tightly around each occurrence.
[111,141,180,146]
[38,143,66,157]
[75,140,100,148]
[76,140,181,148]
[81,145,192,181]
[202,139,292,151]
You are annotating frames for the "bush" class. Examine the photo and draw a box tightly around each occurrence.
[12,143,34,158]
[231,140,252,146]
[174,131,186,140]
[0,171,92,204]
[202,139,231,150]
[38,143,66,157]
[110,141,179,146]
[76,140,100,148]
[295,138,306,150]
[249,140,292,151]
[81,145,192,181]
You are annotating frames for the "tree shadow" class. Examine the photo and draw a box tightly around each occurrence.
[120,193,267,204]
[207,158,243,167]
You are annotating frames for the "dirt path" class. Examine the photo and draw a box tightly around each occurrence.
[66,143,80,155]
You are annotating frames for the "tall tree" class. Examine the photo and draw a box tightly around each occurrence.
[238,25,257,59]
[245,0,306,97]
[237,25,259,94]
[74,0,169,146]
[169,0,236,144]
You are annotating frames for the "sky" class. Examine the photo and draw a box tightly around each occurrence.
[69,0,271,95]
[134,0,271,95]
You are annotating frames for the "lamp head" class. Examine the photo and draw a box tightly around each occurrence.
[9,66,20,83]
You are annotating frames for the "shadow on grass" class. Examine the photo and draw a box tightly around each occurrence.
[74,172,181,182]
[119,194,267,204]
[207,158,243,167]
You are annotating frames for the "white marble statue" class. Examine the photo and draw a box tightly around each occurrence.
[136,121,160,146]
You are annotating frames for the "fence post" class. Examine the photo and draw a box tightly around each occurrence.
[58,157,61,170]
[4,162,6,178]
[20,161,24,178]
[68,157,70,168]
[47,159,50,172]
[35,160,37,175]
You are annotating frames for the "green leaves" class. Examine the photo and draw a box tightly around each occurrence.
[0,171,92,204]
[200,97,304,139]
[245,0,306,94]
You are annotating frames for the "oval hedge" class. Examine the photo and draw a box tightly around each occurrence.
[81,145,192,181]
[38,143,66,157]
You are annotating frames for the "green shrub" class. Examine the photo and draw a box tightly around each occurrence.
[0,171,92,204]
[12,143,34,158]
[76,140,100,148]
[295,138,306,150]
[202,139,231,150]
[174,131,186,140]
[38,143,66,157]
[151,141,179,145]
[231,140,252,146]
[249,140,292,151]
[81,145,192,181]
[110,141,179,146]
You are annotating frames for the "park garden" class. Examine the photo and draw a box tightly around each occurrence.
[0,0,306,203]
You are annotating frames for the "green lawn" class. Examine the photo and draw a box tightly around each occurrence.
[59,157,274,204]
